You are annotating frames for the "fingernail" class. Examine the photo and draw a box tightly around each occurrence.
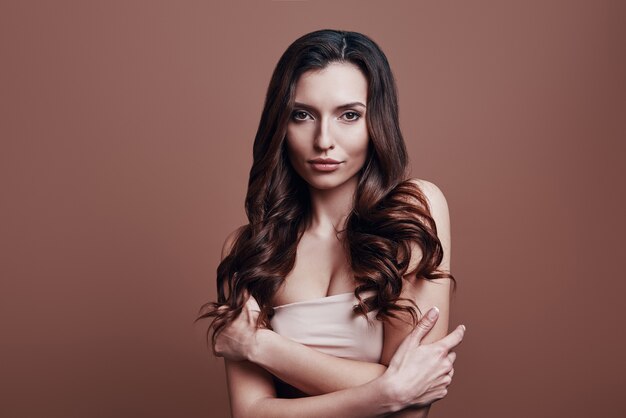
[461,325,466,332]
[427,307,439,320]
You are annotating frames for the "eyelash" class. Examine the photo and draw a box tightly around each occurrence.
[291,110,362,122]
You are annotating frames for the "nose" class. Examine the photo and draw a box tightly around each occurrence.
[314,118,335,152]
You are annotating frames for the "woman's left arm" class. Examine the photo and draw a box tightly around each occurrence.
[380,179,453,417]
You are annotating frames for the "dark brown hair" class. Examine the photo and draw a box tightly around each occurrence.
[196,29,456,351]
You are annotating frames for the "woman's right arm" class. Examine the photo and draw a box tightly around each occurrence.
[225,359,398,418]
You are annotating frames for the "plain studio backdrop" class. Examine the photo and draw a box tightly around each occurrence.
[1,1,624,417]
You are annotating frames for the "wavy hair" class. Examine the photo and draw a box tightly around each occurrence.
[196,29,456,352]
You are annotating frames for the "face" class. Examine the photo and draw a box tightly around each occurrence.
[285,62,369,191]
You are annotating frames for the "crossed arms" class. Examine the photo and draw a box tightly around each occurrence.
[218,180,459,417]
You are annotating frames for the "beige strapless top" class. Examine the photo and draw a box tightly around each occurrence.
[269,292,384,363]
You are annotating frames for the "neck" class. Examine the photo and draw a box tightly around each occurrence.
[306,176,358,236]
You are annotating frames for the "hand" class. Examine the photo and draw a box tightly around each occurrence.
[381,307,465,410]
[214,292,264,362]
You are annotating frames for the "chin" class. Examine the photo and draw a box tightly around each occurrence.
[304,174,356,191]
[308,180,340,190]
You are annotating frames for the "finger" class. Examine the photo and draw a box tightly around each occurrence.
[436,325,466,351]
[410,307,440,343]
[245,295,261,312]
[435,388,448,401]
[448,367,454,378]
[215,304,230,314]
[245,300,261,326]
[239,289,259,312]
[414,388,446,406]
[431,371,453,390]
[447,351,457,364]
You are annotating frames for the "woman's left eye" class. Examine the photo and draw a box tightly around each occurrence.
[342,111,361,121]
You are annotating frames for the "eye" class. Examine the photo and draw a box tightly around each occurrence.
[292,110,312,121]
[342,111,362,122]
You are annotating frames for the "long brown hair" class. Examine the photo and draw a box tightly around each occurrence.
[196,29,456,351]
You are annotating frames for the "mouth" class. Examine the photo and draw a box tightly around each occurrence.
[308,158,343,172]
[308,158,342,164]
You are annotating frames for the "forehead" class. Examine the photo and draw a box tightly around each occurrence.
[294,62,368,106]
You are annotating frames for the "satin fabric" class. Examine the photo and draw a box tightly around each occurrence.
[270,291,384,363]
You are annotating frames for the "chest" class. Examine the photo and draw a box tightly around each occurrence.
[271,233,356,307]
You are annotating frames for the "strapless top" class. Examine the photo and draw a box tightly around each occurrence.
[269,292,384,363]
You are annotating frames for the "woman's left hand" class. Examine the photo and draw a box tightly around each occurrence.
[214,293,264,362]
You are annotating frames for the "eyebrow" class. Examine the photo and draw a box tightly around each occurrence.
[293,101,367,111]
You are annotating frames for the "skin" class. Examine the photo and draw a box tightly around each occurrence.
[217,62,463,417]
[279,61,371,304]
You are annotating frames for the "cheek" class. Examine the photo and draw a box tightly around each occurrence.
[343,130,369,158]
[285,139,309,176]
[285,138,304,161]
[285,127,306,155]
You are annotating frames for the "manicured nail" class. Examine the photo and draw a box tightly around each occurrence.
[427,307,439,319]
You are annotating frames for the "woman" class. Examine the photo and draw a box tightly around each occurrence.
[197,29,466,417]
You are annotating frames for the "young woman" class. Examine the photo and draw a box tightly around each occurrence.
[197,29,466,417]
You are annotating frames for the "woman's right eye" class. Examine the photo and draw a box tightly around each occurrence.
[292,111,311,121]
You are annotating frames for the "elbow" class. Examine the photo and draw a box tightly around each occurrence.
[231,408,251,418]
[232,397,272,418]
[231,405,254,418]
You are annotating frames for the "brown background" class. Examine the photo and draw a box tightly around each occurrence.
[1,1,624,417]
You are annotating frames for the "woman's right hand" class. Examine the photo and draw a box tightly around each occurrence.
[213,292,264,362]
[380,307,465,411]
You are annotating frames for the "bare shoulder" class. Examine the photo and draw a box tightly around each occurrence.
[407,178,449,219]
[220,225,247,261]
[405,177,452,272]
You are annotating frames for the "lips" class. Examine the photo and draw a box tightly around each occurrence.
[308,158,343,172]
[308,158,341,164]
